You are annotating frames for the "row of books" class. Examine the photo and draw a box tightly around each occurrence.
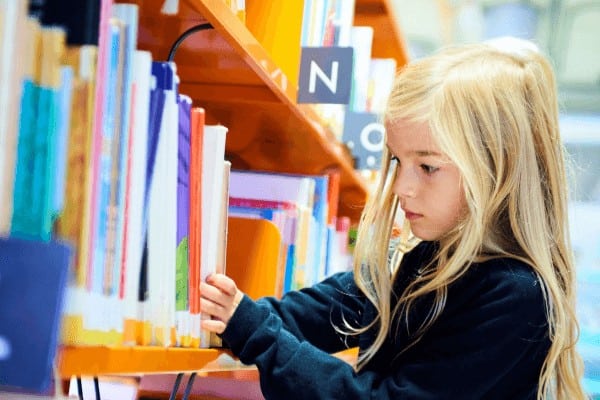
[0,1,231,348]
[1,0,355,349]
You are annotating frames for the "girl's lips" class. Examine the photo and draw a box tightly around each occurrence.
[404,211,422,220]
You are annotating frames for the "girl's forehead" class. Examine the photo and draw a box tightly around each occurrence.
[386,119,437,147]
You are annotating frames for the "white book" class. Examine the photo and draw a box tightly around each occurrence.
[200,124,228,347]
[148,63,178,346]
[210,159,231,347]
[122,50,152,344]
[368,58,397,114]
[350,26,374,112]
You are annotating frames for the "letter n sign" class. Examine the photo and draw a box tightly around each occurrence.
[297,47,353,104]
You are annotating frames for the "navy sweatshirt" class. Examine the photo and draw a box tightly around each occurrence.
[221,241,550,399]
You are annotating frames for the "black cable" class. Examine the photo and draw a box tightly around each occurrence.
[167,23,214,62]
[182,372,197,400]
[77,377,84,400]
[169,373,184,400]
[93,376,100,400]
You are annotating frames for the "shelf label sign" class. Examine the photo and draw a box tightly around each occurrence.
[297,47,353,104]
[342,111,385,170]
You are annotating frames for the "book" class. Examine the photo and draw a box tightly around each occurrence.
[349,26,373,112]
[0,237,70,392]
[0,0,28,236]
[56,45,99,346]
[38,0,101,45]
[136,60,167,346]
[87,17,125,344]
[210,159,232,347]
[111,4,139,339]
[176,93,192,346]
[11,26,66,241]
[52,66,75,220]
[188,107,204,348]
[147,61,178,346]
[199,124,228,347]
[121,49,152,345]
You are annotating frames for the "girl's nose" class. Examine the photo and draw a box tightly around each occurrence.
[393,166,417,199]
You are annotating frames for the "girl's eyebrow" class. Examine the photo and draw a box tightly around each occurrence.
[386,145,441,157]
[412,150,442,157]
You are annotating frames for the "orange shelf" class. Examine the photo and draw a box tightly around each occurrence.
[355,0,410,67]
[119,0,369,222]
[57,346,225,378]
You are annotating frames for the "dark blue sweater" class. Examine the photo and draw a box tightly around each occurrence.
[221,241,550,399]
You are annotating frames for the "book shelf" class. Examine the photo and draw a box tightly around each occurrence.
[120,0,409,223]
[355,0,410,67]
[52,0,408,385]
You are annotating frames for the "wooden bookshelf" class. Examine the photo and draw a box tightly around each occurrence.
[355,0,410,67]
[57,346,223,377]
[121,0,369,222]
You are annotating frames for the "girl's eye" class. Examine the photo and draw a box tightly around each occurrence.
[421,164,439,174]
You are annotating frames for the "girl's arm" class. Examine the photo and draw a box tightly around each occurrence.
[202,259,549,400]
[200,271,364,354]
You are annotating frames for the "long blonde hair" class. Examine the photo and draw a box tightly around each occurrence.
[352,41,586,399]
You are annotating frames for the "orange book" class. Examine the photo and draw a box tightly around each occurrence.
[326,170,340,226]
[188,107,204,347]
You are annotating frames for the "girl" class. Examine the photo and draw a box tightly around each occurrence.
[200,39,587,399]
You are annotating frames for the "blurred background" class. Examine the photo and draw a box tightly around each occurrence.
[391,0,600,395]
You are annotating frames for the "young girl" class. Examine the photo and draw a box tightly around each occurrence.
[199,39,587,399]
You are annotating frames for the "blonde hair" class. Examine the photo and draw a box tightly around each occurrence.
[352,41,586,399]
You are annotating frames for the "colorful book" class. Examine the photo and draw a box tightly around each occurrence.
[176,93,192,346]
[136,60,167,346]
[147,61,178,346]
[110,4,139,343]
[12,26,66,241]
[188,107,204,348]
[56,45,99,346]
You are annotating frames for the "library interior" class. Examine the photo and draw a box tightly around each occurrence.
[1,0,599,399]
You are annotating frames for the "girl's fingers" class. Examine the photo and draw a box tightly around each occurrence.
[206,274,238,296]
[200,298,228,322]
[200,282,228,306]
[201,319,226,334]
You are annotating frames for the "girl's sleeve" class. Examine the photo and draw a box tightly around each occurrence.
[234,271,364,354]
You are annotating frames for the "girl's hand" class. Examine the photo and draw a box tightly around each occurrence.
[199,274,244,334]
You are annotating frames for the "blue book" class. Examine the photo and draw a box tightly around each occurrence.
[0,237,70,392]
[11,79,40,239]
[91,20,124,296]
[138,62,168,303]
[309,175,329,284]
[111,4,139,297]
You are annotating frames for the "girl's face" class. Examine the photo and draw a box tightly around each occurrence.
[386,119,467,241]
